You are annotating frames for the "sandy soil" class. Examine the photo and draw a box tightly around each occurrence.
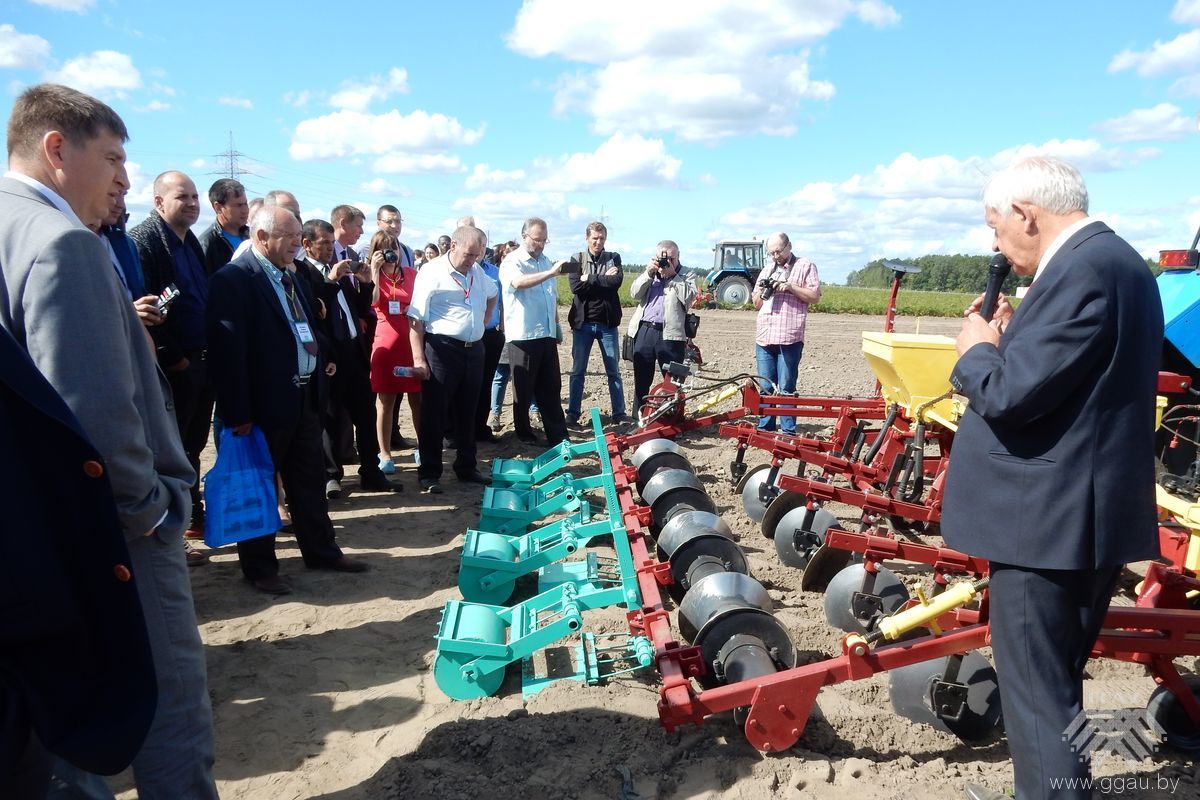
[116,310,1199,799]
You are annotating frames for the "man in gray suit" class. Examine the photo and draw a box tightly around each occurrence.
[0,84,218,798]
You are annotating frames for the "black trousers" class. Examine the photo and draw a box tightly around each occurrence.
[322,341,382,482]
[510,337,568,445]
[988,563,1122,800]
[165,349,215,524]
[474,327,505,438]
[237,382,343,580]
[631,322,685,417]
[418,335,483,481]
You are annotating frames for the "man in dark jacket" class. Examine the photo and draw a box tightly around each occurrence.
[129,170,212,536]
[944,157,1163,800]
[565,220,626,425]
[197,177,249,275]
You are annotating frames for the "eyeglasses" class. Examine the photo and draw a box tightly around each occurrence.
[525,235,548,244]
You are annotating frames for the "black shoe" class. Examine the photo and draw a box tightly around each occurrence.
[565,416,582,428]
[250,575,292,595]
[419,478,443,494]
[964,784,1009,800]
[516,432,539,446]
[456,469,492,486]
[316,555,369,573]
[360,474,403,493]
[390,434,409,450]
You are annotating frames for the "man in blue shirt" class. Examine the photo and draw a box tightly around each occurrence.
[198,177,248,276]
[130,171,212,537]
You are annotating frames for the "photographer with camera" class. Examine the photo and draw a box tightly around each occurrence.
[368,231,422,478]
[627,240,697,418]
[751,232,821,435]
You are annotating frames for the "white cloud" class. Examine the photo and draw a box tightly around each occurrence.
[466,163,528,190]
[1173,1,1200,25]
[507,0,897,141]
[30,0,95,12]
[452,190,590,245]
[360,177,412,197]
[716,139,1163,283]
[461,133,682,195]
[134,100,171,112]
[1109,29,1200,77]
[291,106,479,176]
[531,132,681,191]
[283,89,311,108]
[289,109,484,161]
[1094,103,1194,142]
[329,68,409,112]
[1170,73,1200,95]
[45,50,141,98]
[372,153,465,174]
[190,158,207,169]
[699,173,719,187]
[218,96,253,110]
[0,25,51,69]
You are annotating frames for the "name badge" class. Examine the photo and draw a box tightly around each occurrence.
[388,300,402,316]
[295,322,315,343]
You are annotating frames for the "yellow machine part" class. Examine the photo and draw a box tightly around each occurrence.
[861,332,960,425]
[1155,484,1200,575]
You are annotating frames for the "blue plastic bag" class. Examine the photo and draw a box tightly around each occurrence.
[202,426,281,547]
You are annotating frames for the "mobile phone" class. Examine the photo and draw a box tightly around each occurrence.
[156,283,181,311]
[560,260,582,274]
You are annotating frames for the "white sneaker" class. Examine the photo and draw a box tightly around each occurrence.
[488,411,502,432]
[325,479,342,499]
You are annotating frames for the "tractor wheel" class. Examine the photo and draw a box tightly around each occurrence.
[714,276,753,307]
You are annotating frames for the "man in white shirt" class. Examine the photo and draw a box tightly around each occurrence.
[500,217,570,446]
[407,226,498,494]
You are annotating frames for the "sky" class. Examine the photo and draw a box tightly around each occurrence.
[1,0,1198,283]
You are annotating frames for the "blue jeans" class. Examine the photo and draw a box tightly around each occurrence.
[491,363,538,415]
[755,341,804,434]
[567,323,626,420]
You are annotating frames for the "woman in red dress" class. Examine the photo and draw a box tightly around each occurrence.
[367,231,421,473]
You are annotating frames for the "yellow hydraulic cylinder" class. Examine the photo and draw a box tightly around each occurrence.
[867,577,989,645]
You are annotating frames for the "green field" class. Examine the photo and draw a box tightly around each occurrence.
[550,275,985,318]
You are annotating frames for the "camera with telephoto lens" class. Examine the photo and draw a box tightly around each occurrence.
[381,248,398,264]
[757,277,777,300]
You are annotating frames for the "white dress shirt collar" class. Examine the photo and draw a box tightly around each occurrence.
[1033,216,1094,284]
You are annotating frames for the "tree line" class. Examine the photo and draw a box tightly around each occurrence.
[845,253,1161,292]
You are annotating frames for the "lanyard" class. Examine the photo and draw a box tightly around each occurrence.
[449,268,474,300]
[381,267,403,300]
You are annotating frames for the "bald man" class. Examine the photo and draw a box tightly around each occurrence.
[129,170,214,542]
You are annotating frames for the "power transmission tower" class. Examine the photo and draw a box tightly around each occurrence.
[210,131,250,179]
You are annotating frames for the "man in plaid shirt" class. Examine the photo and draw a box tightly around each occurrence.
[752,232,821,434]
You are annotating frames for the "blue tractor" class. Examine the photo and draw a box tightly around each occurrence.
[704,240,766,307]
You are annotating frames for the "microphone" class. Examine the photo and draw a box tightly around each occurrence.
[980,253,1011,322]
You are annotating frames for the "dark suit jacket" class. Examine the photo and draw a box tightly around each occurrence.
[207,249,326,432]
[128,211,209,368]
[197,220,246,277]
[942,221,1164,569]
[0,326,156,777]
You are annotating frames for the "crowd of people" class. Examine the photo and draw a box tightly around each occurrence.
[1,79,1171,800]
[1,83,830,800]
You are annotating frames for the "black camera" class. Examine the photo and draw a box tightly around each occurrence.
[757,277,776,300]
[381,249,398,264]
[654,255,672,270]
